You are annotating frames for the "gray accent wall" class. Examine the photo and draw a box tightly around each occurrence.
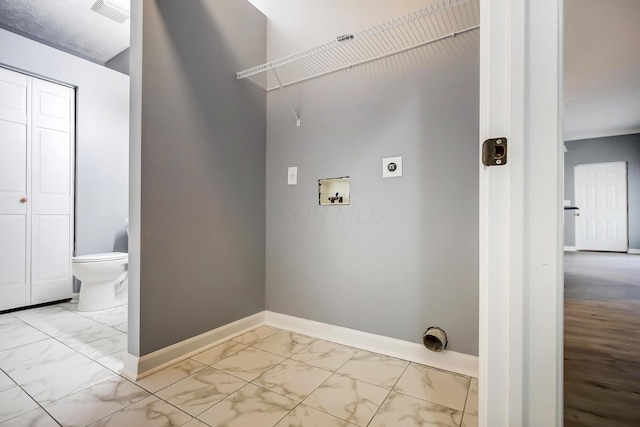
[265,35,480,355]
[131,0,266,355]
[105,48,130,76]
[564,133,640,249]
[0,29,130,260]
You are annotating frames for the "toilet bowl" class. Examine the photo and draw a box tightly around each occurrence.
[72,252,128,312]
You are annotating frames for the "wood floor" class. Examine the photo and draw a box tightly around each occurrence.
[564,251,640,426]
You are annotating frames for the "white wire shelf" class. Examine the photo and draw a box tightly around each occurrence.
[237,0,479,92]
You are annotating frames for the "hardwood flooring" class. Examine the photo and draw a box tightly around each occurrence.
[564,251,640,426]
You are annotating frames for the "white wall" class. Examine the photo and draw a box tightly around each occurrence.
[0,29,130,257]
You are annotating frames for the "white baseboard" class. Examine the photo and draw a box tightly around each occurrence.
[121,310,478,380]
[628,249,640,255]
[121,311,265,380]
[564,246,577,252]
[264,311,478,378]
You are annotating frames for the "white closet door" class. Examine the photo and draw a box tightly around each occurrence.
[0,68,30,310]
[30,78,74,304]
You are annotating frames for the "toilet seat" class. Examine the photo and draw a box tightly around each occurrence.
[73,252,128,263]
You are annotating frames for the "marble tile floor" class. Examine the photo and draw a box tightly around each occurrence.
[0,303,478,426]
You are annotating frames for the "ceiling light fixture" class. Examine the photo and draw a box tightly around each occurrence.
[91,0,130,23]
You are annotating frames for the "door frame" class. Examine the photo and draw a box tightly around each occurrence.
[479,0,563,426]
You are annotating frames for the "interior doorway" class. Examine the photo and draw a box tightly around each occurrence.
[562,0,640,424]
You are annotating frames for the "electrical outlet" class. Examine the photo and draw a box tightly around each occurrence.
[383,156,402,178]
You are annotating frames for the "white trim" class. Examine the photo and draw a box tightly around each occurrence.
[628,249,640,255]
[480,0,563,425]
[564,127,640,142]
[265,311,478,378]
[479,0,524,424]
[121,312,264,380]
[121,310,479,381]
[564,246,577,252]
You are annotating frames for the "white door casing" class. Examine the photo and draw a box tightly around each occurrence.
[0,67,74,309]
[0,67,30,310]
[574,162,628,252]
[480,0,563,426]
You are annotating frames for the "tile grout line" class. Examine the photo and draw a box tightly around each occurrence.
[364,361,411,427]
[0,368,63,427]
[3,310,471,427]
[1,303,129,425]
[460,378,472,426]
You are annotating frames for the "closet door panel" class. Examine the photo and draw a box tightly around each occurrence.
[0,216,28,310]
[0,120,27,213]
[30,78,74,304]
[0,67,28,124]
[31,215,71,303]
[0,68,29,309]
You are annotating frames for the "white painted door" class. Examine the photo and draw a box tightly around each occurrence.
[575,161,628,252]
[0,67,74,310]
[0,68,30,310]
[30,78,74,304]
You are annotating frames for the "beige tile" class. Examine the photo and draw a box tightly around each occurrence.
[89,395,191,427]
[197,383,296,427]
[290,340,357,372]
[369,391,463,427]
[231,326,279,346]
[212,347,284,382]
[462,413,479,427]
[394,364,470,411]
[156,368,247,416]
[276,404,357,427]
[254,359,332,402]
[45,377,149,426]
[465,378,478,416]
[136,359,206,393]
[182,419,211,427]
[303,374,388,427]
[192,341,247,366]
[336,351,408,388]
[253,330,316,358]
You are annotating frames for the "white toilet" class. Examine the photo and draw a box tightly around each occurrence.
[72,219,129,312]
[72,252,128,312]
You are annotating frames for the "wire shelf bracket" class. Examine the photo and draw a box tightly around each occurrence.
[237,0,479,126]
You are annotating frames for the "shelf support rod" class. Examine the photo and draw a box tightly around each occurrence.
[271,67,301,127]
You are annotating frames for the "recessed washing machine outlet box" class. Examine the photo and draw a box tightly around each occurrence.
[383,156,403,178]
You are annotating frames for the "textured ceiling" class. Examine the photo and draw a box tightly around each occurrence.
[0,0,129,64]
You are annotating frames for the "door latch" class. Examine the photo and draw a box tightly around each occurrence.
[482,137,507,166]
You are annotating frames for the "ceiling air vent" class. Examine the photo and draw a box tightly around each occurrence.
[91,0,130,23]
